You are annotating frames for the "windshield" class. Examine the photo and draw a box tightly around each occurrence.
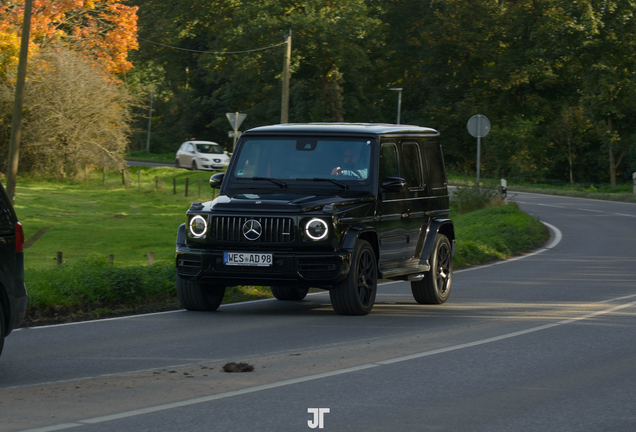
[196,143,224,154]
[232,137,372,182]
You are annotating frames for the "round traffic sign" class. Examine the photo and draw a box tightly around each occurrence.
[467,114,491,138]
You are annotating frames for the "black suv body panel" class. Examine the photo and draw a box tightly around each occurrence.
[0,180,27,339]
[176,123,453,293]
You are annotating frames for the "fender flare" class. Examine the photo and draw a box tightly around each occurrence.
[176,223,187,247]
[419,218,455,267]
[342,227,380,256]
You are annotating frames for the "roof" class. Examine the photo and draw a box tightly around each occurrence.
[243,123,439,137]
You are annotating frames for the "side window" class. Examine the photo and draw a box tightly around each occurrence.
[187,144,195,152]
[402,142,422,188]
[379,143,399,180]
[423,142,447,189]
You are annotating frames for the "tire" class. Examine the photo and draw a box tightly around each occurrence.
[0,303,5,357]
[192,161,198,170]
[411,234,452,304]
[175,159,180,168]
[271,286,309,301]
[176,274,225,311]
[330,240,377,315]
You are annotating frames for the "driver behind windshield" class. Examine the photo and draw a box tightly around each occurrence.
[331,144,368,178]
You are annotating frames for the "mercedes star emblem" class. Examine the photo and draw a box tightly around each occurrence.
[242,219,262,241]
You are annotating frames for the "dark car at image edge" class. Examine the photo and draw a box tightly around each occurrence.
[175,123,454,315]
[0,179,27,356]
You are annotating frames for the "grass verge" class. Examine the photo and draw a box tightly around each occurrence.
[448,173,636,203]
[452,204,549,268]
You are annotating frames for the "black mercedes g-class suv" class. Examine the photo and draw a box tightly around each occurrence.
[176,123,454,315]
[0,179,27,356]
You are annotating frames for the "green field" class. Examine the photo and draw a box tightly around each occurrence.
[15,167,217,268]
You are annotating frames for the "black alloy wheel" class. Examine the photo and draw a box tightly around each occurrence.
[176,274,225,311]
[411,234,452,304]
[330,240,377,315]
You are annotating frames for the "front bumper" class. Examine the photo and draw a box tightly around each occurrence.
[200,162,229,170]
[176,247,351,289]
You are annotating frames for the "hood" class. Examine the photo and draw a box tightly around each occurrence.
[207,192,374,214]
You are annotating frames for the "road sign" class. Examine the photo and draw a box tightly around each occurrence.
[226,112,246,150]
[467,114,490,138]
[226,112,246,131]
[467,114,491,189]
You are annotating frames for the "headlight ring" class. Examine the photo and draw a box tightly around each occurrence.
[189,215,208,238]
[305,218,329,240]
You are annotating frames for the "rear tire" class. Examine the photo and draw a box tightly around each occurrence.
[177,274,225,311]
[175,159,180,168]
[330,240,377,315]
[411,234,452,304]
[271,286,309,301]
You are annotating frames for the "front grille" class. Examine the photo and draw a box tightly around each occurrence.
[214,257,285,274]
[177,254,202,276]
[210,216,295,243]
[298,257,340,280]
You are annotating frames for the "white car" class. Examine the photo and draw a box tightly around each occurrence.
[175,141,230,170]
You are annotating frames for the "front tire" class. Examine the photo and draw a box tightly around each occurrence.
[411,234,452,304]
[330,240,377,315]
[177,274,225,311]
[271,286,309,301]
[191,161,198,170]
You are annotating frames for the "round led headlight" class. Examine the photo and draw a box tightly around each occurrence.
[305,218,328,241]
[189,215,208,238]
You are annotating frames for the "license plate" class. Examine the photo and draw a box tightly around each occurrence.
[223,252,273,267]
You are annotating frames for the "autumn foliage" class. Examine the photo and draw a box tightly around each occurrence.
[0,0,138,76]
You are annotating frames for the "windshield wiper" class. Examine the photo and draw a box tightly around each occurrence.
[249,177,288,189]
[296,178,349,191]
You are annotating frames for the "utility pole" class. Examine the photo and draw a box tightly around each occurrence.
[144,87,154,153]
[281,30,292,124]
[6,0,34,202]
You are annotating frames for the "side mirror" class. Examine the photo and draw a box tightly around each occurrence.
[224,150,228,155]
[209,173,225,189]
[381,177,406,193]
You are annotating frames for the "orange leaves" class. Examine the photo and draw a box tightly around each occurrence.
[0,0,138,75]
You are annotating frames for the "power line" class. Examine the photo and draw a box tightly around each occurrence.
[138,37,286,54]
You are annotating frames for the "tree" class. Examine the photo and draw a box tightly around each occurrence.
[0,0,139,76]
[0,47,133,176]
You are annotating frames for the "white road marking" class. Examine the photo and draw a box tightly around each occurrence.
[456,222,562,274]
[19,297,636,432]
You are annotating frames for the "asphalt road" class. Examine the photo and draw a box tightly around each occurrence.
[1,191,635,431]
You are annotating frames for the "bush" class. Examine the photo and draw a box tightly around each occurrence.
[451,185,505,215]
[25,256,178,320]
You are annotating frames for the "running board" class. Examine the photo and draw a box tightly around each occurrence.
[380,262,430,280]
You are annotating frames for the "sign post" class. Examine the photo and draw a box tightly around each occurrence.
[226,112,246,150]
[467,114,491,189]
